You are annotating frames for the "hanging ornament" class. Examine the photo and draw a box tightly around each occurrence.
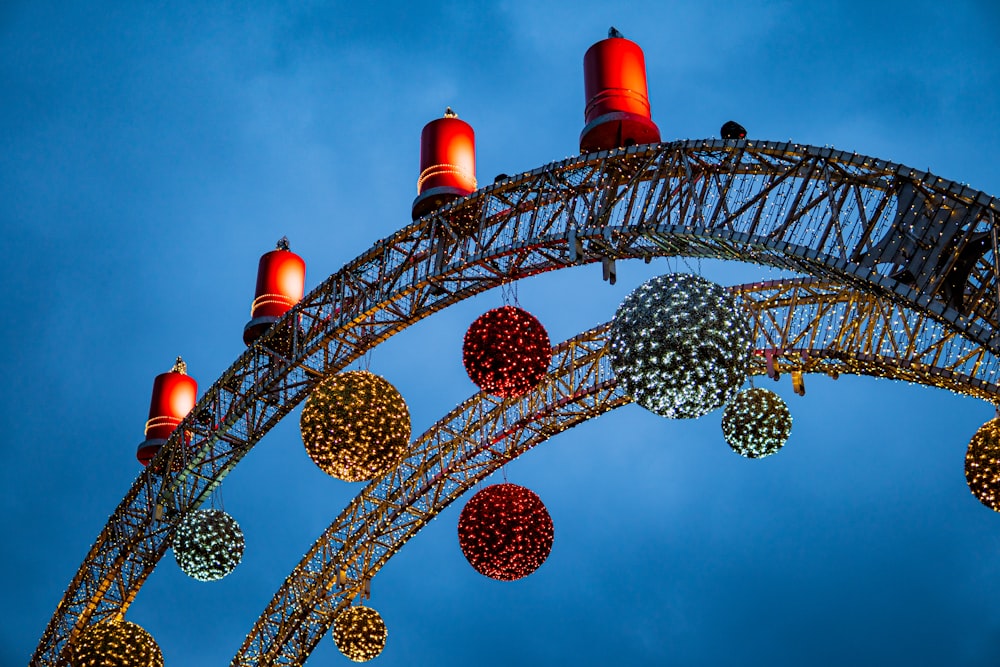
[172,508,245,581]
[608,273,753,419]
[721,387,792,458]
[965,418,1000,511]
[300,370,411,482]
[69,620,163,667]
[463,306,552,398]
[332,605,388,662]
[458,483,554,581]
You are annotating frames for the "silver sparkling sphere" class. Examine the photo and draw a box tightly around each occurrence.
[173,508,245,581]
[609,273,753,419]
[721,387,792,458]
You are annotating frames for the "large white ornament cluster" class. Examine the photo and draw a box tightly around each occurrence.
[172,508,245,581]
[609,273,753,419]
[721,387,792,458]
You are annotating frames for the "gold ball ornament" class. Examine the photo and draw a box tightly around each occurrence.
[300,370,411,482]
[333,605,388,662]
[965,418,1000,511]
[70,620,164,667]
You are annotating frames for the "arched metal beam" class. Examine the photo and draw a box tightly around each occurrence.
[234,278,999,665]
[35,140,1000,665]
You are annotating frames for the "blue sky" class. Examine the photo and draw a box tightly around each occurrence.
[3,1,1000,665]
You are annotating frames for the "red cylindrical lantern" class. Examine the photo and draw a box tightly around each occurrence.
[580,29,661,154]
[243,237,306,346]
[412,108,477,221]
[458,483,554,581]
[462,306,552,398]
[137,357,197,466]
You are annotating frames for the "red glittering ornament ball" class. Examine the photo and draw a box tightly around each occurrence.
[462,306,552,398]
[458,482,554,581]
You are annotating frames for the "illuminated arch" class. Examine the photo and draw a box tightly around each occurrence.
[234,278,999,665]
[34,140,1000,665]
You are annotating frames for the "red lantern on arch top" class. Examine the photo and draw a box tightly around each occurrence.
[462,306,552,398]
[458,483,554,581]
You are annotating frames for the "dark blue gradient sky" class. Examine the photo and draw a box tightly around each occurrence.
[4,1,1000,665]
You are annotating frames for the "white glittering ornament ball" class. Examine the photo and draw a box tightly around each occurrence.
[721,387,792,458]
[173,508,245,581]
[609,273,753,419]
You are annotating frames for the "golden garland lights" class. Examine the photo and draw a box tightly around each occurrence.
[300,370,411,482]
[463,306,552,398]
[172,508,245,581]
[333,605,388,662]
[458,482,554,581]
[608,273,753,419]
[69,620,163,667]
[721,387,792,458]
[965,418,1000,511]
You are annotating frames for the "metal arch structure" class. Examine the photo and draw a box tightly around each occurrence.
[233,277,1000,666]
[33,140,1000,665]
[739,278,1000,401]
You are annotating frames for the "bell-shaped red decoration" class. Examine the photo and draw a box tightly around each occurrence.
[137,357,197,466]
[458,483,554,581]
[580,28,661,153]
[462,306,551,398]
[412,108,477,221]
[244,237,306,346]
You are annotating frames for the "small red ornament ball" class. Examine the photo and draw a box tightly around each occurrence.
[458,482,554,581]
[462,306,552,398]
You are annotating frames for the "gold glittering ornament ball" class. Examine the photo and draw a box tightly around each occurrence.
[721,387,792,458]
[300,370,411,482]
[609,273,753,419]
[965,418,1000,511]
[70,620,164,667]
[333,605,388,662]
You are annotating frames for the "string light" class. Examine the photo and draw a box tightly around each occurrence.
[463,306,552,398]
[300,370,411,482]
[457,483,554,581]
[172,508,245,581]
[608,273,753,419]
[70,620,163,667]
[965,418,1000,511]
[721,387,792,458]
[333,605,388,662]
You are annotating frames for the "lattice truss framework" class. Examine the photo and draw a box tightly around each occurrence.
[34,140,1000,665]
[234,279,1000,665]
